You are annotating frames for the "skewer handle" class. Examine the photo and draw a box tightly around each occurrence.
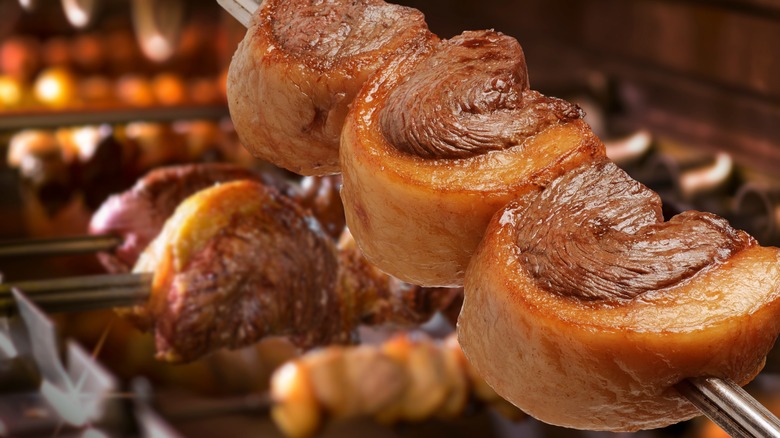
[217,0,260,27]
[677,376,780,437]
[0,235,121,258]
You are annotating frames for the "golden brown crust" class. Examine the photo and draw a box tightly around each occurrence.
[458,193,780,431]
[227,0,438,175]
[131,181,344,362]
[89,163,281,274]
[340,37,605,286]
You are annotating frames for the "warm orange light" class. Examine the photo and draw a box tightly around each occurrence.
[33,67,78,109]
[151,72,187,106]
[116,75,155,107]
[0,75,24,109]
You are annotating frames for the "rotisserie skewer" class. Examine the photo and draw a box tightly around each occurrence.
[215,0,258,28]
[0,273,151,314]
[676,377,780,438]
[0,235,121,258]
[215,1,780,436]
[0,105,229,130]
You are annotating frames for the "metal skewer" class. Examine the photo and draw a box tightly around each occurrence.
[217,0,260,27]
[677,377,780,437]
[0,235,121,258]
[0,273,151,315]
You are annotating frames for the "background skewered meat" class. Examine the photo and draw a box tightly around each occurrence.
[128,179,336,362]
[122,122,189,170]
[127,180,460,362]
[341,29,604,287]
[227,0,438,175]
[7,129,76,215]
[271,332,524,438]
[88,163,282,274]
[6,124,166,220]
[459,158,780,431]
[336,228,461,329]
[55,124,136,210]
[88,163,346,274]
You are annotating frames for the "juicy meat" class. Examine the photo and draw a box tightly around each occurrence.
[459,159,780,431]
[340,29,604,286]
[273,0,425,62]
[126,182,457,363]
[132,180,344,362]
[381,30,582,159]
[513,159,753,301]
[227,0,437,175]
[336,229,462,327]
[89,163,288,273]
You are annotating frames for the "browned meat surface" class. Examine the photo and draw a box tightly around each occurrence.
[128,182,457,363]
[513,158,753,301]
[221,1,780,432]
[336,229,461,327]
[459,159,780,431]
[89,163,288,273]
[381,30,582,159]
[132,180,345,362]
[227,0,438,175]
[341,29,604,286]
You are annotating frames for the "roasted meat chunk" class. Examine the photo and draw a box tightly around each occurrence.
[458,159,780,431]
[341,30,604,287]
[126,182,459,362]
[227,0,438,175]
[298,175,346,240]
[89,163,284,273]
[131,180,344,362]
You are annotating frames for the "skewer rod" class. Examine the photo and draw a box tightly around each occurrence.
[677,376,780,437]
[0,273,151,315]
[1,287,149,313]
[0,273,150,295]
[0,235,121,258]
[217,0,260,27]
